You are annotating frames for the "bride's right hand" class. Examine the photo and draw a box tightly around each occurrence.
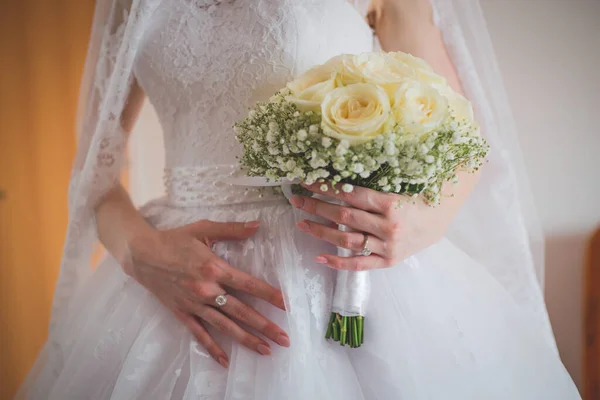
[121,219,289,368]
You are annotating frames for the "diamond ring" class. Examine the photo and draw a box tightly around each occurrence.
[360,234,372,256]
[215,294,228,307]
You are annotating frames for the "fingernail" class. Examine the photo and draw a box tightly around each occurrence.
[218,356,229,368]
[257,343,272,355]
[277,293,286,310]
[244,221,260,228]
[296,221,309,232]
[315,256,328,265]
[289,196,304,208]
[276,333,290,347]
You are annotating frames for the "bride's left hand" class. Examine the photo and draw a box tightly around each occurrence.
[289,182,451,271]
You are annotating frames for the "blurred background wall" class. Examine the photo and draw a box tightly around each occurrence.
[0,0,95,398]
[479,0,600,389]
[0,0,598,399]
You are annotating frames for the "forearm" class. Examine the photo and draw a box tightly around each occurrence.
[374,0,463,94]
[375,0,480,214]
[95,184,154,266]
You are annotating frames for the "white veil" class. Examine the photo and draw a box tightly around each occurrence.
[51,0,554,350]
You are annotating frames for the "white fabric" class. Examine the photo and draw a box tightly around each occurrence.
[17,0,580,399]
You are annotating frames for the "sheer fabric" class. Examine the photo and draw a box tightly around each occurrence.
[16,1,579,399]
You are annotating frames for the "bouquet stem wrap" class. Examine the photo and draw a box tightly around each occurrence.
[314,194,370,347]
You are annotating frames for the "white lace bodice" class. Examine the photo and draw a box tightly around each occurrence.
[134,0,373,169]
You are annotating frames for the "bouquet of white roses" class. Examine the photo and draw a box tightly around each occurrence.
[234,51,488,348]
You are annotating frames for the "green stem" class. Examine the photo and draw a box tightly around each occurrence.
[358,316,363,345]
[353,317,359,348]
[349,317,354,348]
[325,312,335,339]
[340,316,347,346]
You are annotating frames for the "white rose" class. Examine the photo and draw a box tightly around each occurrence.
[434,84,479,136]
[336,53,414,86]
[321,83,393,145]
[389,52,447,86]
[286,56,345,112]
[358,53,415,84]
[393,80,448,135]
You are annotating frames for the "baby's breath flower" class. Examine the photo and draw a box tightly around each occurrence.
[322,137,332,148]
[351,163,365,174]
[320,184,329,192]
[268,121,279,131]
[342,183,353,193]
[297,129,308,140]
[335,143,348,156]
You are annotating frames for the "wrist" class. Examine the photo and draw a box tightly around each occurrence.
[119,222,157,277]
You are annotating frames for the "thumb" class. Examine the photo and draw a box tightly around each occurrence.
[185,220,261,241]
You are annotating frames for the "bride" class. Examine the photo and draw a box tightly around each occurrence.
[18,0,580,399]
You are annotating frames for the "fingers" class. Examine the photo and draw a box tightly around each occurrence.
[296,220,386,256]
[219,296,290,348]
[289,195,388,238]
[217,263,286,310]
[198,305,273,356]
[301,182,399,216]
[176,311,229,368]
[315,254,392,271]
[185,220,261,241]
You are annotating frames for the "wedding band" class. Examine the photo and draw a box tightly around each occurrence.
[214,294,228,307]
[360,234,372,256]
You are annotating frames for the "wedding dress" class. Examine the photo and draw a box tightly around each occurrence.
[17,0,581,399]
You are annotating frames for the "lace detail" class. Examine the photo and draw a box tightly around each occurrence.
[134,0,373,169]
[164,165,285,207]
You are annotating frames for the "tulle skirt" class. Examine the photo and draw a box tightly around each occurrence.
[18,197,580,399]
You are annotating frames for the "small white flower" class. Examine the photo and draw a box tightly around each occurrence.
[452,131,462,144]
[382,185,391,192]
[321,137,332,148]
[425,155,435,163]
[384,143,397,156]
[359,171,370,178]
[378,177,389,186]
[285,160,296,171]
[248,110,257,119]
[293,111,301,117]
[320,184,329,192]
[351,163,365,174]
[296,129,308,140]
[335,144,348,156]
[341,171,351,178]
[419,144,430,155]
[309,124,319,135]
[426,165,436,177]
[342,183,353,193]
[268,121,279,131]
